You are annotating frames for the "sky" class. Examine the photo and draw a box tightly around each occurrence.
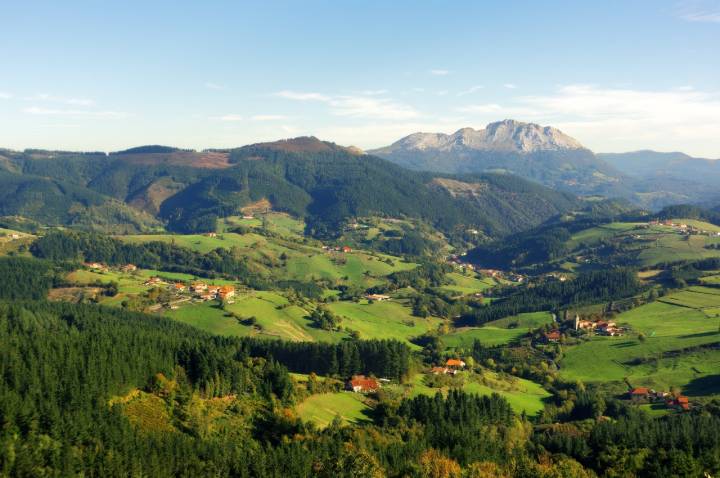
[0,0,719,156]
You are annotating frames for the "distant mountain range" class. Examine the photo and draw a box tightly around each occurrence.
[0,138,583,239]
[369,120,628,197]
[1,123,717,238]
[370,120,720,208]
[597,150,720,208]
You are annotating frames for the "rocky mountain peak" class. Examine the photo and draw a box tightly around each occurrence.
[373,120,585,154]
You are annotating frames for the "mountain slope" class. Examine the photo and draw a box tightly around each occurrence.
[369,120,630,197]
[0,170,162,232]
[597,150,720,208]
[161,137,583,237]
[0,138,584,240]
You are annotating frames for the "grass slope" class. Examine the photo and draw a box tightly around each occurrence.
[295,392,370,428]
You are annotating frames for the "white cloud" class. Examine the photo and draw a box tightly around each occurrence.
[23,106,127,118]
[251,114,289,121]
[205,82,225,90]
[315,119,468,149]
[682,10,720,21]
[456,103,539,117]
[436,90,449,96]
[457,85,484,96]
[273,90,331,101]
[274,90,420,120]
[677,0,720,22]
[0,92,11,99]
[430,69,450,76]
[212,114,243,121]
[503,83,517,89]
[23,93,94,106]
[359,89,389,96]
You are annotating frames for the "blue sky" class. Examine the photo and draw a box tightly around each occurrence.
[1,0,719,156]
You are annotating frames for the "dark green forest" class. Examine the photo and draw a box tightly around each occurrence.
[3,299,720,476]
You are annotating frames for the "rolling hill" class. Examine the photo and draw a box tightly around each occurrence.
[598,150,720,208]
[0,137,583,241]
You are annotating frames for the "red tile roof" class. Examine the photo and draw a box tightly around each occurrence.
[446,359,465,367]
[349,375,379,392]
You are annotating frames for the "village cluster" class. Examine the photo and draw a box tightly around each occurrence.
[647,219,720,236]
[541,315,626,344]
[446,254,526,283]
[345,359,467,393]
[628,387,692,411]
[83,261,237,308]
[143,276,237,303]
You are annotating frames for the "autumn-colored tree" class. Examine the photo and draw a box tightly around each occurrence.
[419,449,461,478]
[464,461,509,478]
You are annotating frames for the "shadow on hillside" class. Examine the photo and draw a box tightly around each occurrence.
[684,375,720,397]
[610,341,639,348]
[678,331,720,339]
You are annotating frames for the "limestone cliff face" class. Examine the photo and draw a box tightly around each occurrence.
[371,119,585,155]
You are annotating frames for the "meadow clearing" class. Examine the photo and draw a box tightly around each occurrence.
[560,288,720,392]
[295,392,371,428]
[443,312,554,349]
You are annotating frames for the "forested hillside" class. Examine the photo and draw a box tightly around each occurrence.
[0,139,582,240]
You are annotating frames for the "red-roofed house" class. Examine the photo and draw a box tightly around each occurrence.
[218,285,236,301]
[446,359,466,368]
[544,330,561,343]
[346,375,380,393]
[668,395,691,411]
[629,387,650,402]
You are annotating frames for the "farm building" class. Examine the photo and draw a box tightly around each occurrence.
[218,285,236,300]
[446,359,466,369]
[668,396,691,411]
[346,375,380,393]
[430,366,455,375]
[544,330,561,343]
[366,294,390,301]
[191,282,208,292]
[120,264,137,273]
[628,387,651,402]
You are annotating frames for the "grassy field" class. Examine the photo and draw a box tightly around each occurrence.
[327,300,441,344]
[443,312,553,349]
[222,212,306,238]
[166,291,344,342]
[567,222,643,248]
[0,227,34,255]
[560,296,720,393]
[438,272,497,296]
[295,392,370,428]
[120,229,416,287]
[406,371,549,416]
[563,220,720,269]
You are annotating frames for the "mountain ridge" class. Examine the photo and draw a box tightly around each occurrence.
[373,119,585,155]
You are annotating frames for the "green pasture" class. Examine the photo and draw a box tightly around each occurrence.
[327,300,441,344]
[443,312,553,348]
[438,272,496,296]
[560,299,720,393]
[295,392,370,428]
[407,371,549,416]
[443,327,526,348]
